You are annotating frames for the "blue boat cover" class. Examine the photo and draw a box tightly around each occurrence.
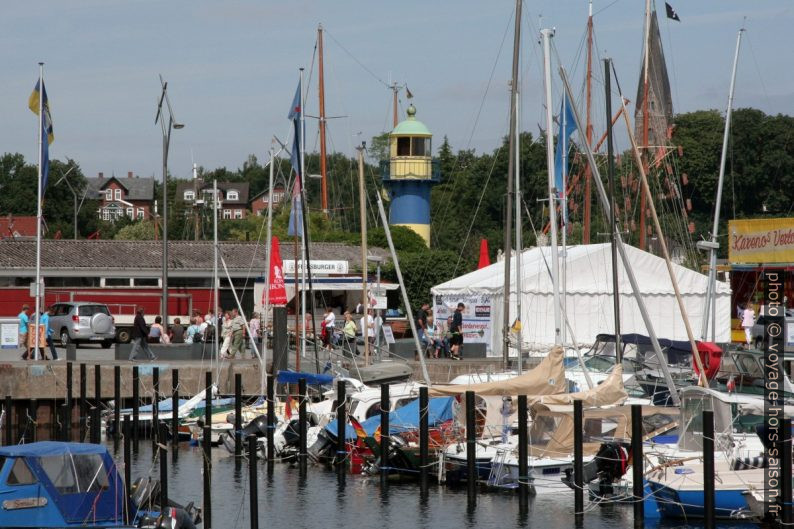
[277,370,334,385]
[325,396,455,441]
[0,441,109,458]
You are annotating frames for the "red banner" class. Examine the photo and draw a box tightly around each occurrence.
[264,235,287,306]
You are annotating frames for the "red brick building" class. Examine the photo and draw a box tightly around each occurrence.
[0,215,39,239]
[249,185,287,216]
[87,172,155,221]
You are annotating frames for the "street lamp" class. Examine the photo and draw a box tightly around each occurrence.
[155,75,184,327]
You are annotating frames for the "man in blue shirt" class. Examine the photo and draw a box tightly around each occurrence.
[18,304,30,360]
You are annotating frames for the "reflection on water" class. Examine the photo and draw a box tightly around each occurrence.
[115,440,757,529]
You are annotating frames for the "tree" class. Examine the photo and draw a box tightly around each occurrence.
[114,219,155,240]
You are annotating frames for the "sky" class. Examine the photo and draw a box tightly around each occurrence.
[1,1,792,183]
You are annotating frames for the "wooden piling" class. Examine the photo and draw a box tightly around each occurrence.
[248,434,259,529]
[132,366,139,444]
[419,386,429,492]
[336,379,346,472]
[79,363,87,437]
[465,390,476,502]
[123,415,131,496]
[631,404,644,524]
[703,409,715,529]
[235,373,242,458]
[574,399,584,523]
[171,369,179,450]
[158,422,168,509]
[4,395,11,446]
[518,394,528,502]
[152,367,159,447]
[298,377,307,475]
[380,383,390,480]
[114,365,121,441]
[202,424,212,529]
[266,374,275,467]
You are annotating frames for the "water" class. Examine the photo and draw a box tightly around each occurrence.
[117,439,759,529]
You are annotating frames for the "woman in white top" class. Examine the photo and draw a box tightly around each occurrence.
[742,303,755,346]
[323,307,336,350]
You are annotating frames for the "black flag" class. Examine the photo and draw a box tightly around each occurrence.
[665,2,680,22]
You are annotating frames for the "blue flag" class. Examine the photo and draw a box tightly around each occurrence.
[287,81,303,238]
[554,93,577,196]
[28,79,54,194]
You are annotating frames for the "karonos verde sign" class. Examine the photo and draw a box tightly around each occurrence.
[729,218,794,264]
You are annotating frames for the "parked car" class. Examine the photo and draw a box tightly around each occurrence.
[48,302,116,348]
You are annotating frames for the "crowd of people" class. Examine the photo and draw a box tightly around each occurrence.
[414,302,464,360]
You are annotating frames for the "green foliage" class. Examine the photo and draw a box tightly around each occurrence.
[114,220,156,240]
[381,249,462,312]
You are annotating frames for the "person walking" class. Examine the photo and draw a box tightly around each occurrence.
[169,317,185,344]
[450,302,465,360]
[359,309,375,345]
[18,304,30,360]
[415,303,430,348]
[39,307,58,360]
[742,302,755,347]
[248,312,261,357]
[219,311,233,358]
[343,311,358,355]
[129,307,156,361]
[322,307,336,351]
[230,308,246,358]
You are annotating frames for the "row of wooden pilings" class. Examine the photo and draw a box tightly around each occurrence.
[3,362,793,528]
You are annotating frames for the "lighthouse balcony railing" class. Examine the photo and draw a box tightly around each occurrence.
[380,158,441,183]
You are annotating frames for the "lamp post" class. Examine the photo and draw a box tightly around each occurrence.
[367,255,384,359]
[54,166,77,240]
[155,75,184,327]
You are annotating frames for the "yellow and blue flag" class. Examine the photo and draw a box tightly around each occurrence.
[28,79,54,191]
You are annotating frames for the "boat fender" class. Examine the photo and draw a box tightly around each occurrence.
[156,506,198,529]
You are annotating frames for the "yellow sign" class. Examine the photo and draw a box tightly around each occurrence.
[729,218,794,263]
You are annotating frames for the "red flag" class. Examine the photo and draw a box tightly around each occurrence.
[349,416,367,440]
[285,394,293,420]
[265,235,288,306]
[477,238,490,269]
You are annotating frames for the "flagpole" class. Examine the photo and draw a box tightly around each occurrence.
[33,62,44,361]
[262,148,275,397]
[299,68,307,360]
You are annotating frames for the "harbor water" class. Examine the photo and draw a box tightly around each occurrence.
[119,440,758,529]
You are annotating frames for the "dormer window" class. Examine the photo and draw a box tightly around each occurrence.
[114,189,122,201]
[184,190,195,201]
[105,189,112,201]
[227,190,239,201]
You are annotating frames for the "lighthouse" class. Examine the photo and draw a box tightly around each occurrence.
[381,104,439,246]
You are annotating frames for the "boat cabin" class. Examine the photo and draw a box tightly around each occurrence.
[0,442,126,528]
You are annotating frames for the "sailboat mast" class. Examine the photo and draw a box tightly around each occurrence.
[213,179,219,365]
[542,28,562,346]
[262,149,275,395]
[299,68,307,361]
[583,0,594,245]
[639,0,652,251]
[392,83,399,128]
[502,0,521,370]
[318,24,329,216]
[515,89,523,374]
[604,58,622,362]
[701,27,744,341]
[357,145,370,365]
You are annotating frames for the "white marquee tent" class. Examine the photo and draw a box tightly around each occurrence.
[431,243,731,357]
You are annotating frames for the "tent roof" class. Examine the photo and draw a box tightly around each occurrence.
[0,441,109,458]
[431,243,730,297]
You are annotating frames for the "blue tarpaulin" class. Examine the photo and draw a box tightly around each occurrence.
[277,370,334,386]
[325,396,456,441]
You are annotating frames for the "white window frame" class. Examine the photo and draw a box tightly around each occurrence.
[227,190,239,201]
[137,208,144,219]
[184,190,195,201]
[223,209,232,219]
[126,207,134,218]
[105,189,112,201]
[234,209,243,219]
[102,209,110,221]
[114,188,122,201]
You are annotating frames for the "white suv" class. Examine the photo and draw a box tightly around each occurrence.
[49,302,116,348]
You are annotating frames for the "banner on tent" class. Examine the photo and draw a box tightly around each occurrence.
[433,294,492,354]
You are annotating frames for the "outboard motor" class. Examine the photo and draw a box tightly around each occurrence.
[563,441,630,496]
